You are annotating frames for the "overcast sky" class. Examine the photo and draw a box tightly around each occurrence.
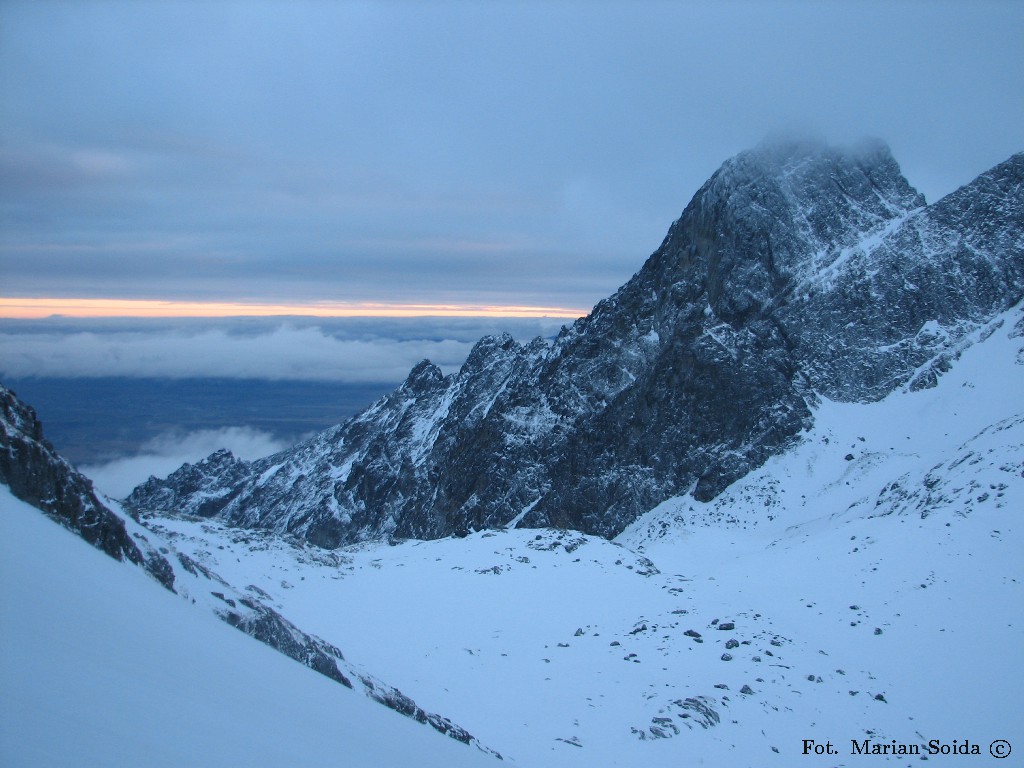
[1,0,1022,313]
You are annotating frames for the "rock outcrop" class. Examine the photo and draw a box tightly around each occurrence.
[1,383,176,589]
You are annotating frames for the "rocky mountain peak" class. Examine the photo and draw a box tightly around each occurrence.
[127,142,1024,546]
[462,332,521,370]
[638,137,926,327]
[401,360,445,395]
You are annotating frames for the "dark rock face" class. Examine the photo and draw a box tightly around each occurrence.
[131,448,253,519]
[222,597,354,689]
[359,680,475,746]
[1,383,175,590]
[780,147,1024,401]
[126,140,1024,545]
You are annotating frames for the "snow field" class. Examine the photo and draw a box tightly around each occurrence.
[4,305,1019,767]
[0,491,499,768]
[146,307,1023,766]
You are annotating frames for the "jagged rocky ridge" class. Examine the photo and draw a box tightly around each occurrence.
[127,139,1024,545]
[1,383,175,589]
[0,382,492,754]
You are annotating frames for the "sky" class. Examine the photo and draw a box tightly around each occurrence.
[2,0,1023,317]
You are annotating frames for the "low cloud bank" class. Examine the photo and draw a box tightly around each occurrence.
[0,325,477,383]
[82,426,289,500]
[0,316,566,383]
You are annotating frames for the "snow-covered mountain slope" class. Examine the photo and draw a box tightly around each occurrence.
[0,381,500,763]
[0,489,499,768]
[127,140,1024,547]
[138,304,1024,766]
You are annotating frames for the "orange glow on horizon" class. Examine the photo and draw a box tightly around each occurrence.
[0,297,587,320]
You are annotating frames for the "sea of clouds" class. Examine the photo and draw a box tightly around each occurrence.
[0,316,566,383]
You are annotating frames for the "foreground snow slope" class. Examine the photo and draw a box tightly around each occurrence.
[143,305,1023,766]
[0,490,497,768]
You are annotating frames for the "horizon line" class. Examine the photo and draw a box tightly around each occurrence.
[0,297,588,320]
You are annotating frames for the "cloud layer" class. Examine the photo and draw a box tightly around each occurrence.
[0,326,470,382]
[2,2,1022,310]
[0,316,564,382]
